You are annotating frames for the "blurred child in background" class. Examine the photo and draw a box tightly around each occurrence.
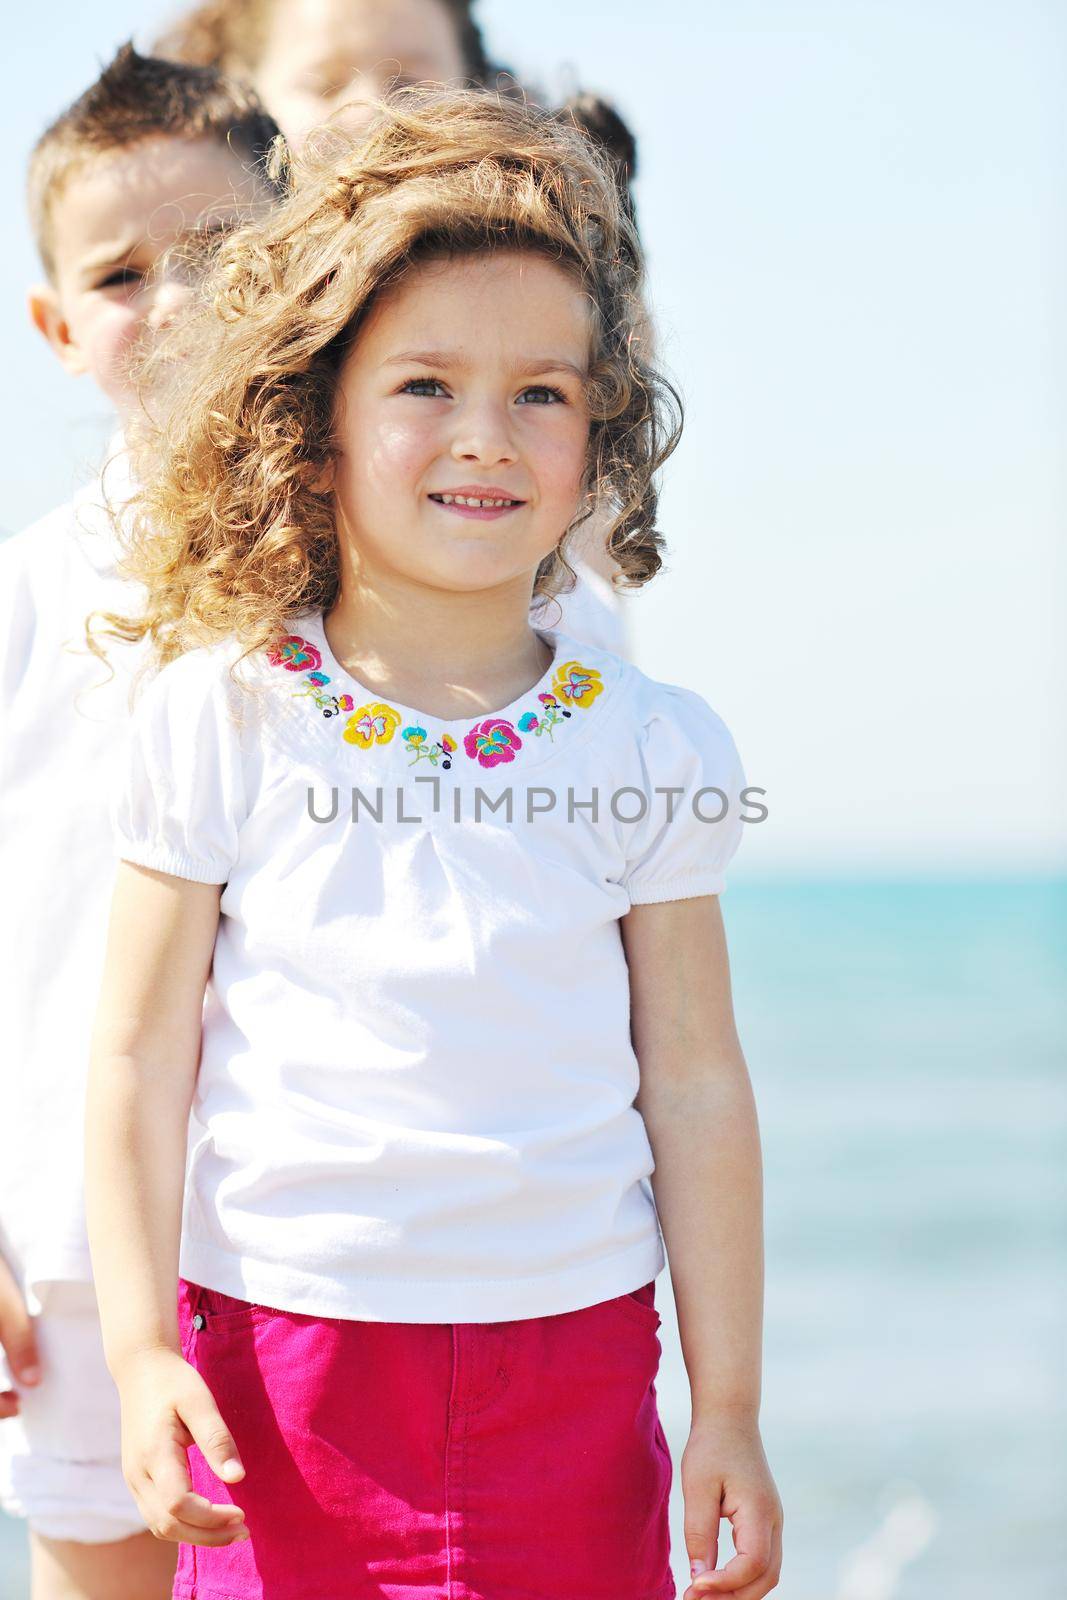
[155,0,505,147]
[0,45,281,1600]
[155,0,636,655]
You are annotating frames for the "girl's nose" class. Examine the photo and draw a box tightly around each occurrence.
[450,401,517,467]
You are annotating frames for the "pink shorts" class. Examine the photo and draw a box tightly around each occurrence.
[175,1277,674,1600]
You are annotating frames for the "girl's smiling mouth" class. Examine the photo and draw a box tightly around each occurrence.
[428,485,527,519]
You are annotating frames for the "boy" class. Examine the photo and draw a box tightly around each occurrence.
[0,44,281,1600]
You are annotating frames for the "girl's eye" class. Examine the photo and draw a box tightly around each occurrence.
[515,385,566,405]
[399,377,448,398]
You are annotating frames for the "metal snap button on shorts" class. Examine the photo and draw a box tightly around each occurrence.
[174,1277,675,1600]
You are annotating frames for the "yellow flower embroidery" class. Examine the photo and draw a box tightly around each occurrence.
[343,701,401,748]
[552,660,604,709]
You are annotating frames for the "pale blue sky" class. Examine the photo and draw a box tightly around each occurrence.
[4,1,1063,871]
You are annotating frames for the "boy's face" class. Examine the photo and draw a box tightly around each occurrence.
[30,134,266,419]
[253,0,467,148]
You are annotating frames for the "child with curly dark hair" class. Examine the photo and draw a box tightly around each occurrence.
[85,88,781,1600]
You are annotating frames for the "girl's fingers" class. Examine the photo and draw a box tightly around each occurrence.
[0,1391,20,1420]
[692,1552,764,1593]
[695,1524,783,1600]
[147,1509,250,1547]
[143,1475,248,1544]
[744,1522,783,1598]
[147,1442,246,1534]
[160,1486,246,1531]
[691,1504,781,1596]
[684,1493,722,1586]
[179,1383,246,1484]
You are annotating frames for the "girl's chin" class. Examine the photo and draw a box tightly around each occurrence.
[349,531,558,593]
[426,569,537,596]
[365,545,542,584]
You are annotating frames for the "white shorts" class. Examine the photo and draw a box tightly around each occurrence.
[0,1281,145,1544]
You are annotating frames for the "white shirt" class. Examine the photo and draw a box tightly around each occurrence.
[112,609,747,1323]
[531,558,630,657]
[0,448,146,1295]
[0,446,620,1306]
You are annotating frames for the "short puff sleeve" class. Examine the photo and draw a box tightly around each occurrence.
[621,685,747,906]
[111,649,246,884]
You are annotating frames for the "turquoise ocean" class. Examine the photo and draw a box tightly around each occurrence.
[2,878,1064,1598]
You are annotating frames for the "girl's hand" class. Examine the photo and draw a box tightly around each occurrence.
[681,1413,783,1599]
[116,1346,250,1546]
[0,1252,39,1418]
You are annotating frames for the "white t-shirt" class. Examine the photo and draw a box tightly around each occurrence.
[112,610,747,1323]
[0,447,621,1308]
[0,447,147,1297]
[531,558,630,658]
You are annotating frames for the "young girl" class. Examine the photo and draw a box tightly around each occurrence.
[85,90,782,1600]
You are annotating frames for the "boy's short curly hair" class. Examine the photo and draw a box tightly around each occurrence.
[28,42,282,281]
[101,87,682,673]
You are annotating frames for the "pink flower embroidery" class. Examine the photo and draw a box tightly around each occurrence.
[266,635,608,765]
[268,635,322,673]
[463,717,522,767]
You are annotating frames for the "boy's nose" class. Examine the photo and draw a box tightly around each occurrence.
[325,72,394,132]
[145,277,193,333]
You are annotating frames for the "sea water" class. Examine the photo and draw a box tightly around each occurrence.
[2,878,1063,1599]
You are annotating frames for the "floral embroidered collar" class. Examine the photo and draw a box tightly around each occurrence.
[264,614,609,771]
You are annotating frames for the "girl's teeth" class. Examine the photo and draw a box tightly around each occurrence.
[438,494,516,508]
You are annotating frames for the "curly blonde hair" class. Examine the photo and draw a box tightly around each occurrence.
[95,87,681,674]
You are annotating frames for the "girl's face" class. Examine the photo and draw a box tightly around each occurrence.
[330,250,592,601]
[253,0,468,148]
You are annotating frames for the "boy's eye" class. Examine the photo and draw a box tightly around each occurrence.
[97,266,145,291]
[515,385,566,405]
[399,377,448,398]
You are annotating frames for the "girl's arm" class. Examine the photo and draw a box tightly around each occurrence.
[85,860,249,1547]
[622,893,783,1600]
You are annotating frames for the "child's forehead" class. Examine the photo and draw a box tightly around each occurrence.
[374,252,590,321]
[353,251,594,362]
[263,0,465,73]
[50,134,262,268]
